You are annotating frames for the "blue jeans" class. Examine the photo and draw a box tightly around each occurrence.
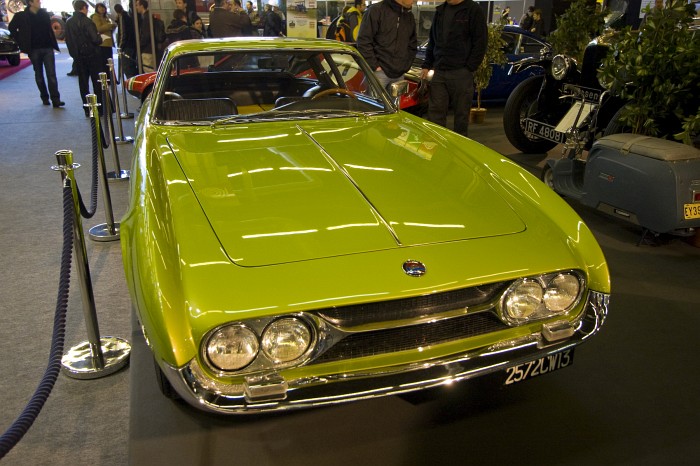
[29,48,61,103]
[427,67,474,137]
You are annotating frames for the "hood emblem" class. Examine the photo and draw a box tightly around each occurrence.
[403,260,426,277]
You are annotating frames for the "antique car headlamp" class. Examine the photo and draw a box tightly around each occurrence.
[499,272,584,325]
[261,317,312,364]
[206,324,259,371]
[543,273,581,311]
[551,55,571,81]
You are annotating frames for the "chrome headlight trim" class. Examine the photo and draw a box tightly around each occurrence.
[551,54,571,81]
[261,317,314,364]
[204,323,260,372]
[498,271,586,326]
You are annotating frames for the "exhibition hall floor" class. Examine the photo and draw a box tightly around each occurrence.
[1,46,699,465]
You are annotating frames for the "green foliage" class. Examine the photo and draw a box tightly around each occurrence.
[473,23,507,109]
[549,0,606,62]
[598,0,699,144]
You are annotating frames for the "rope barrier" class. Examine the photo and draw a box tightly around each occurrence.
[0,183,73,460]
[77,118,100,219]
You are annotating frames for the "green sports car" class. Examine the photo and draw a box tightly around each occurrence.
[121,38,610,414]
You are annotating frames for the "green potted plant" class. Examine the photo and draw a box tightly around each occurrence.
[598,0,699,146]
[548,0,606,62]
[471,22,507,124]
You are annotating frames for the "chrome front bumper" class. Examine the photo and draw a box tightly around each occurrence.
[162,291,609,414]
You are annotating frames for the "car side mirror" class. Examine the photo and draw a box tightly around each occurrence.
[388,80,409,109]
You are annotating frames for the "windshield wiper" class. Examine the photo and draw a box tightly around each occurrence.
[212,108,372,126]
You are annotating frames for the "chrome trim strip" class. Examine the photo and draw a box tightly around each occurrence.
[161,291,609,414]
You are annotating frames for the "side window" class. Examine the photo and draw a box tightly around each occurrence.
[501,32,518,55]
[521,36,546,55]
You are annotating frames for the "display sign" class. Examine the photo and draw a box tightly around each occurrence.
[285,0,317,38]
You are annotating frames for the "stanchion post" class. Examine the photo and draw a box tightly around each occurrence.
[99,72,130,182]
[86,94,121,243]
[117,48,134,120]
[51,150,130,380]
[108,58,133,144]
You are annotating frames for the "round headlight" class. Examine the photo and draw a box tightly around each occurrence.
[504,279,543,321]
[544,273,581,312]
[206,324,259,371]
[551,55,570,81]
[262,317,312,364]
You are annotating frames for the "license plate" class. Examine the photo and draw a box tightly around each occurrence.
[684,203,700,220]
[504,349,574,385]
[524,119,566,144]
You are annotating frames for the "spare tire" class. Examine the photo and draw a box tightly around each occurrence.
[51,16,66,41]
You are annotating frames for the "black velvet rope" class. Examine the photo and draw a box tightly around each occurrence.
[77,117,100,219]
[0,182,73,459]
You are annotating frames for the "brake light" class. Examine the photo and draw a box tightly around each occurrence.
[694,192,700,202]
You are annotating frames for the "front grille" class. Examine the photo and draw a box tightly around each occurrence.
[314,281,510,328]
[310,312,508,365]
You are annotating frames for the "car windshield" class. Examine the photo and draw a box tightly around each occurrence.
[155,49,391,124]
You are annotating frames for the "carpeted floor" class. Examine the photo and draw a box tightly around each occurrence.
[0,57,32,80]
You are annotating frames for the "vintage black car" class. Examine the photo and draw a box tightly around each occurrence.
[0,26,19,66]
[501,25,626,155]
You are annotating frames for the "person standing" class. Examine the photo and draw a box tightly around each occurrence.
[336,0,366,43]
[519,5,534,30]
[356,0,417,90]
[8,0,64,107]
[209,0,251,37]
[135,0,166,72]
[420,0,487,137]
[262,4,282,37]
[65,0,103,116]
[190,15,207,38]
[113,3,137,78]
[175,0,197,25]
[91,3,117,74]
[530,8,545,37]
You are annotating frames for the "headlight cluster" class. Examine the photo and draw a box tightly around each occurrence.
[551,54,572,81]
[205,317,314,373]
[499,272,585,325]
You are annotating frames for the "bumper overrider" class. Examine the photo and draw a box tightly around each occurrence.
[161,291,609,414]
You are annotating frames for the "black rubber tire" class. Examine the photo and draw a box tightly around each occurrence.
[603,105,633,136]
[154,358,181,400]
[7,55,20,66]
[51,18,66,41]
[503,76,559,154]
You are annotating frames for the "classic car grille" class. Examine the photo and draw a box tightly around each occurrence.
[314,282,510,328]
[311,312,508,364]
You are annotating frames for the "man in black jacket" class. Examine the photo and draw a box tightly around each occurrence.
[420,0,487,137]
[65,0,103,116]
[356,0,417,90]
[8,0,64,107]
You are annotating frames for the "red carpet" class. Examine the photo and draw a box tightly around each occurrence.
[0,57,31,80]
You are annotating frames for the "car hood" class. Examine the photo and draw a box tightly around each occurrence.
[166,117,526,266]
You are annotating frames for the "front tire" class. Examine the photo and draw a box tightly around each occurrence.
[541,164,554,189]
[7,55,20,66]
[153,358,181,399]
[503,76,559,154]
[604,105,633,136]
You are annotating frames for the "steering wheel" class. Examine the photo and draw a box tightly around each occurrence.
[311,88,357,100]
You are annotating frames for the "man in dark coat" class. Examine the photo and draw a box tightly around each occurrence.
[420,0,487,137]
[356,0,417,90]
[135,0,166,72]
[209,0,251,37]
[8,0,64,107]
[114,3,138,78]
[65,0,103,116]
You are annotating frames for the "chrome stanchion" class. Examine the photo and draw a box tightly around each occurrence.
[117,49,134,120]
[86,94,120,242]
[99,72,129,182]
[109,58,134,143]
[51,150,130,380]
